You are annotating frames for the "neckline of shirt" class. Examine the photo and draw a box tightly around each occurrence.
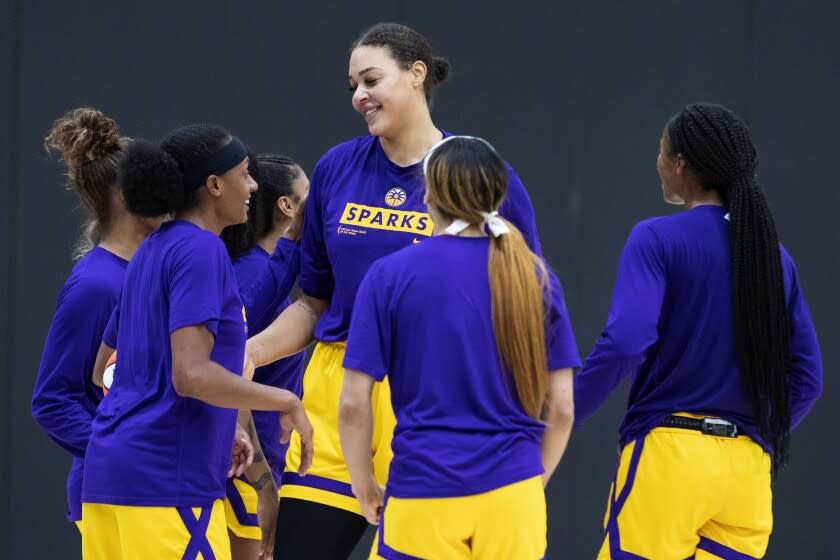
[92,245,130,266]
[373,129,450,174]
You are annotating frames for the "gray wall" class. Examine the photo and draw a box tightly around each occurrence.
[2,1,837,558]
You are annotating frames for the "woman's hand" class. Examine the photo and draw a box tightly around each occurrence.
[255,474,279,559]
[228,421,254,477]
[353,477,384,525]
[279,400,314,475]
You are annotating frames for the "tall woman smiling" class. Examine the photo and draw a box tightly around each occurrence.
[246,22,546,559]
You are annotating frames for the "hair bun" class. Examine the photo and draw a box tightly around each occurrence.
[44,108,126,173]
[119,139,184,217]
[431,56,450,84]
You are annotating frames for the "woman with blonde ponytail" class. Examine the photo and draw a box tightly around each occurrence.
[339,136,579,559]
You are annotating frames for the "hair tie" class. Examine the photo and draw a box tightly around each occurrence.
[481,211,510,237]
[443,212,509,237]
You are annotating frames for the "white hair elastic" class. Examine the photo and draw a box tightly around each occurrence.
[444,211,510,238]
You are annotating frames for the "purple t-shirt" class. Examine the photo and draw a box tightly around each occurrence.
[301,133,543,342]
[31,247,128,521]
[574,205,823,449]
[232,243,305,484]
[83,220,246,507]
[344,236,581,499]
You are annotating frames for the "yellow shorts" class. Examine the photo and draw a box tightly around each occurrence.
[280,341,395,515]
[75,519,84,536]
[81,499,230,560]
[370,476,545,560]
[224,476,261,540]
[597,416,772,559]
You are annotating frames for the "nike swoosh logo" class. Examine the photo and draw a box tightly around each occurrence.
[412,238,421,244]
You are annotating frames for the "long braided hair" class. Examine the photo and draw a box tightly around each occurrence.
[667,103,791,473]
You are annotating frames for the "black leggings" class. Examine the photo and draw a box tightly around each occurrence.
[274,498,369,559]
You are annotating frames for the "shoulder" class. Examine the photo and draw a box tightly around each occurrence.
[502,160,528,195]
[162,223,229,269]
[621,217,671,259]
[315,136,376,173]
[629,215,672,239]
[63,250,124,302]
[176,223,225,252]
[232,246,267,274]
[237,246,268,264]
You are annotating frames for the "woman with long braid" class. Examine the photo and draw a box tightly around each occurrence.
[574,103,822,559]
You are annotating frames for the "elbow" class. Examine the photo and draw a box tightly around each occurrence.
[30,392,54,429]
[545,396,575,430]
[31,405,49,430]
[339,394,367,428]
[599,325,655,366]
[171,368,199,398]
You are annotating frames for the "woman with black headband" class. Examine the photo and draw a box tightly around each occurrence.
[80,124,313,560]
[574,103,822,559]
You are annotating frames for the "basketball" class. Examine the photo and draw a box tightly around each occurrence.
[102,351,117,395]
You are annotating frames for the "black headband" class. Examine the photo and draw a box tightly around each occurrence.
[182,136,248,191]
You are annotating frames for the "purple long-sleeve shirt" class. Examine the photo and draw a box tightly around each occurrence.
[31,247,128,521]
[574,205,822,450]
[231,240,305,485]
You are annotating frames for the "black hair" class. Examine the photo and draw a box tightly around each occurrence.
[119,124,231,217]
[666,103,791,473]
[221,153,300,258]
[353,22,450,105]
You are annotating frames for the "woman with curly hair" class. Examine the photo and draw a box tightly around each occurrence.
[31,107,168,537]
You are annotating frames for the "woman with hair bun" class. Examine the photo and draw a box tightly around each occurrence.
[80,124,313,560]
[574,103,822,559]
[31,107,168,537]
[245,21,548,559]
[340,136,578,559]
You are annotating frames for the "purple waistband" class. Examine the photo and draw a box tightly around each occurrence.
[280,472,355,498]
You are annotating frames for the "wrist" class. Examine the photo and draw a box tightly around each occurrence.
[351,475,378,501]
[276,389,301,414]
[246,339,264,368]
[254,473,278,495]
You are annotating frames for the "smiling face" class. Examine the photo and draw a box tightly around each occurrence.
[216,158,258,226]
[348,45,426,138]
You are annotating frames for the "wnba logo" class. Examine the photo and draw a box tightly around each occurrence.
[385,187,407,207]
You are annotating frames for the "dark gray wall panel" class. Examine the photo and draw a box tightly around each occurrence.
[4,2,836,558]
